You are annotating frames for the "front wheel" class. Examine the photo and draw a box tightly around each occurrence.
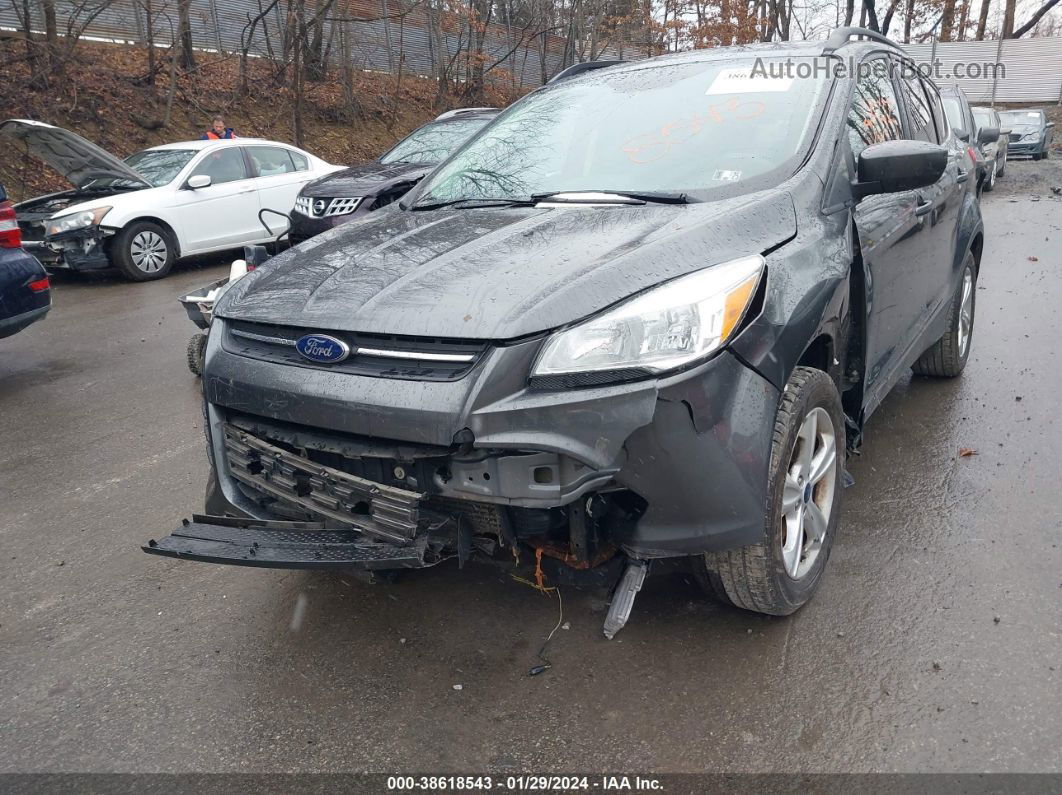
[112,221,176,281]
[912,252,976,378]
[695,367,845,615]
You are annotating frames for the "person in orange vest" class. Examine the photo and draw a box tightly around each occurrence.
[201,117,237,140]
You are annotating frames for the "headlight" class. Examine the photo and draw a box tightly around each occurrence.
[1023,132,1040,141]
[46,206,111,237]
[532,254,764,380]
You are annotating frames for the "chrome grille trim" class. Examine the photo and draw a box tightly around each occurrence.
[355,347,475,363]
[231,328,297,347]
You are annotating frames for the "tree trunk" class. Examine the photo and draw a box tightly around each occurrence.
[177,0,196,69]
[845,0,856,26]
[903,0,915,40]
[1001,0,1016,36]
[862,0,880,31]
[955,0,969,39]
[939,0,957,39]
[41,0,57,70]
[975,0,990,38]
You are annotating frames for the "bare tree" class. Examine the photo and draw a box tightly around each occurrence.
[1010,0,1061,36]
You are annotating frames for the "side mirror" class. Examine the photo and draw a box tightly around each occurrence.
[854,140,948,200]
[1047,122,1056,129]
[977,126,1000,145]
[186,174,212,189]
[953,127,970,142]
[1000,128,1012,136]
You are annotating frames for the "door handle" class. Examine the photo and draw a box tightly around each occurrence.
[915,198,934,217]
[238,186,256,194]
[956,169,968,183]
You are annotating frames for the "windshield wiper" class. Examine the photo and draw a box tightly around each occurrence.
[409,197,536,211]
[531,190,689,205]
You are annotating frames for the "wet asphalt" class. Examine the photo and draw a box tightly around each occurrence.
[1,160,1060,774]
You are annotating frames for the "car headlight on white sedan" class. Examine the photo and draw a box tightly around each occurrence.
[46,206,111,237]
[532,254,764,381]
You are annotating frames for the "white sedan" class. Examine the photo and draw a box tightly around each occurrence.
[1,119,342,280]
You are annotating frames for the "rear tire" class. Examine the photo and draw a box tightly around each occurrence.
[694,366,845,615]
[983,162,996,191]
[187,333,207,376]
[112,221,176,281]
[912,252,976,378]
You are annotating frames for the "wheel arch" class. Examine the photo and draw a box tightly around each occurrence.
[115,215,183,258]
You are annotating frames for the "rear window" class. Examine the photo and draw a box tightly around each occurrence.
[943,98,967,133]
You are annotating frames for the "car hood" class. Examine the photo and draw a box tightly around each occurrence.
[299,161,430,198]
[0,118,150,190]
[218,190,797,340]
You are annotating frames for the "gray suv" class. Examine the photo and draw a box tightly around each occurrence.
[146,28,985,637]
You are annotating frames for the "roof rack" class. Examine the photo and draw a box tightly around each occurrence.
[548,60,624,83]
[434,107,497,121]
[822,26,900,54]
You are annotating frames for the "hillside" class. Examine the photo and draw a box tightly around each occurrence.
[0,38,514,201]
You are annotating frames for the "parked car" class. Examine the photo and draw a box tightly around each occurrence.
[145,28,984,637]
[1,119,341,281]
[998,108,1055,160]
[971,106,1008,191]
[0,183,51,339]
[939,85,997,195]
[288,108,498,244]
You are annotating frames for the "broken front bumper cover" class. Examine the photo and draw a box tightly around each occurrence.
[144,515,433,569]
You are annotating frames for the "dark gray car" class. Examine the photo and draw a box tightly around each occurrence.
[145,28,984,637]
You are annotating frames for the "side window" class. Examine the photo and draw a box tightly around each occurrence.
[248,146,297,177]
[190,147,249,185]
[289,150,309,171]
[846,61,904,158]
[921,79,948,143]
[898,72,936,144]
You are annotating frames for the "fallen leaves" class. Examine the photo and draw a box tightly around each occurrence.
[958,448,978,457]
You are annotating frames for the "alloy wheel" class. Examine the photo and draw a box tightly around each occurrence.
[780,406,837,580]
[958,267,974,357]
[130,230,168,273]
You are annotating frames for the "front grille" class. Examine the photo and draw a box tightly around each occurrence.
[223,422,429,543]
[223,319,488,381]
[294,195,361,218]
[1009,133,1022,142]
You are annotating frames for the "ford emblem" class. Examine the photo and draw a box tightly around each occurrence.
[295,334,350,364]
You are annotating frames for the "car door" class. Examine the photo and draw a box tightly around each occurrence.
[245,146,314,238]
[910,76,965,321]
[172,146,260,252]
[848,58,936,409]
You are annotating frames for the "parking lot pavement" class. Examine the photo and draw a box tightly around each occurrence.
[1,167,1060,774]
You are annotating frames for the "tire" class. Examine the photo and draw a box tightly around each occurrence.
[187,333,207,376]
[1033,152,1042,161]
[997,155,1006,178]
[912,252,976,378]
[694,366,845,615]
[112,221,176,281]
[983,161,996,192]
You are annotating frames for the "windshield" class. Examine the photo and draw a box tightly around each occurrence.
[972,109,992,128]
[124,149,197,187]
[413,58,827,207]
[380,118,492,165]
[998,110,1043,128]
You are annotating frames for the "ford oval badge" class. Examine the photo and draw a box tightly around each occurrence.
[295,334,350,364]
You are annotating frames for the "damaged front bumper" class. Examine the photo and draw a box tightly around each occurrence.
[22,227,113,271]
[147,318,781,575]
